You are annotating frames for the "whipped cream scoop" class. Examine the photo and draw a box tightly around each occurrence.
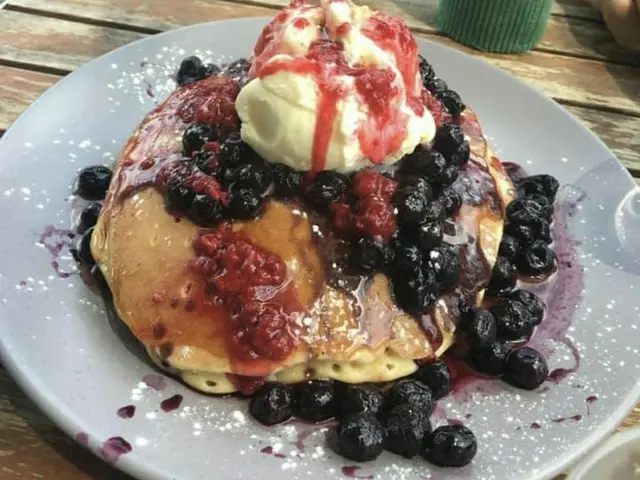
[235,0,435,173]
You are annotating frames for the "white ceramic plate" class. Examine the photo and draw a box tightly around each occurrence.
[0,18,639,480]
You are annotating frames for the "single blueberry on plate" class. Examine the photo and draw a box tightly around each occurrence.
[249,383,294,425]
[340,385,384,419]
[469,341,511,376]
[465,307,497,350]
[295,380,337,422]
[413,359,452,400]
[421,424,477,467]
[176,55,204,86]
[329,413,385,462]
[76,165,112,201]
[384,404,432,458]
[517,240,557,277]
[77,227,95,266]
[78,202,101,233]
[504,347,549,390]
[491,299,535,341]
[507,290,544,325]
[386,379,433,413]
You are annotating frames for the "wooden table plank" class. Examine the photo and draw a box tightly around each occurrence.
[9,0,638,66]
[0,368,131,480]
[553,0,603,21]
[1,9,639,117]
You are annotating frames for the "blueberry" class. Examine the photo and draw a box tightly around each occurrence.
[401,174,432,199]
[90,264,111,299]
[272,163,303,198]
[421,424,477,467]
[506,197,549,232]
[391,267,437,315]
[504,347,549,390]
[176,55,204,86]
[425,78,448,97]
[353,237,388,273]
[449,140,471,167]
[469,341,510,376]
[183,123,216,156]
[341,385,384,418]
[224,58,251,84]
[193,151,219,177]
[498,235,519,262]
[410,151,448,182]
[386,379,433,413]
[440,90,466,118]
[330,413,385,462]
[76,165,112,201]
[227,187,262,220]
[505,221,536,245]
[416,221,444,250]
[423,199,445,223]
[539,221,553,244]
[528,195,553,219]
[187,194,225,227]
[419,56,436,84]
[384,404,432,458]
[507,290,544,325]
[433,124,466,160]
[465,308,497,350]
[413,360,452,400]
[517,174,559,201]
[220,133,258,169]
[164,177,195,212]
[306,171,349,206]
[77,227,95,266]
[517,240,557,277]
[439,165,460,186]
[440,187,462,217]
[394,187,429,227]
[78,202,101,233]
[234,162,273,195]
[295,380,337,422]
[202,63,221,77]
[487,256,516,295]
[490,299,534,341]
[249,383,294,425]
[390,238,423,272]
[429,244,461,293]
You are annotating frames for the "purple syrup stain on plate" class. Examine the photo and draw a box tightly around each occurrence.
[342,466,373,479]
[260,446,273,455]
[76,432,89,447]
[142,373,166,391]
[446,418,464,426]
[99,436,132,464]
[37,225,77,278]
[117,405,136,419]
[160,394,183,412]
[552,414,583,424]
[530,422,542,430]
[586,395,598,403]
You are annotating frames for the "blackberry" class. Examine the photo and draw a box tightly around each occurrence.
[425,78,448,97]
[77,227,95,266]
[517,240,557,277]
[393,187,430,227]
[249,383,294,425]
[413,360,452,400]
[164,177,195,212]
[440,90,466,117]
[517,174,559,201]
[353,237,388,273]
[78,202,101,233]
[341,386,384,419]
[490,298,535,341]
[430,244,461,293]
[220,132,257,169]
[486,256,516,295]
[76,165,112,201]
[193,151,219,177]
[234,162,273,195]
[465,307,497,350]
[330,413,385,462]
[176,55,204,86]
[384,404,431,458]
[433,123,466,159]
[421,424,477,467]
[295,380,337,422]
[187,194,224,227]
[306,171,349,206]
[504,347,549,390]
[416,221,444,250]
[386,379,433,413]
[469,341,510,376]
[440,187,462,217]
[272,163,303,198]
[508,290,544,325]
[227,188,262,220]
[498,235,519,262]
[183,123,217,156]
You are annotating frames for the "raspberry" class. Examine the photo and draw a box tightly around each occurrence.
[353,194,397,241]
[351,169,397,200]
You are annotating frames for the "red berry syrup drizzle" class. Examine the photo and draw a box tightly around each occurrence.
[99,436,133,464]
[342,466,374,479]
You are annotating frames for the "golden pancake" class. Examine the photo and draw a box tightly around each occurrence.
[91,75,515,394]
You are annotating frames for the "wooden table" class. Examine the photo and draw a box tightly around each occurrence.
[0,0,639,478]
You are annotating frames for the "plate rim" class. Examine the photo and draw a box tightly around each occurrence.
[0,16,639,480]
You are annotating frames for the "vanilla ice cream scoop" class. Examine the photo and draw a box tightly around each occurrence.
[235,0,435,173]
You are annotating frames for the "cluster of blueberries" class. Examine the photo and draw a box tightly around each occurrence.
[419,55,466,118]
[249,361,476,467]
[176,55,251,87]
